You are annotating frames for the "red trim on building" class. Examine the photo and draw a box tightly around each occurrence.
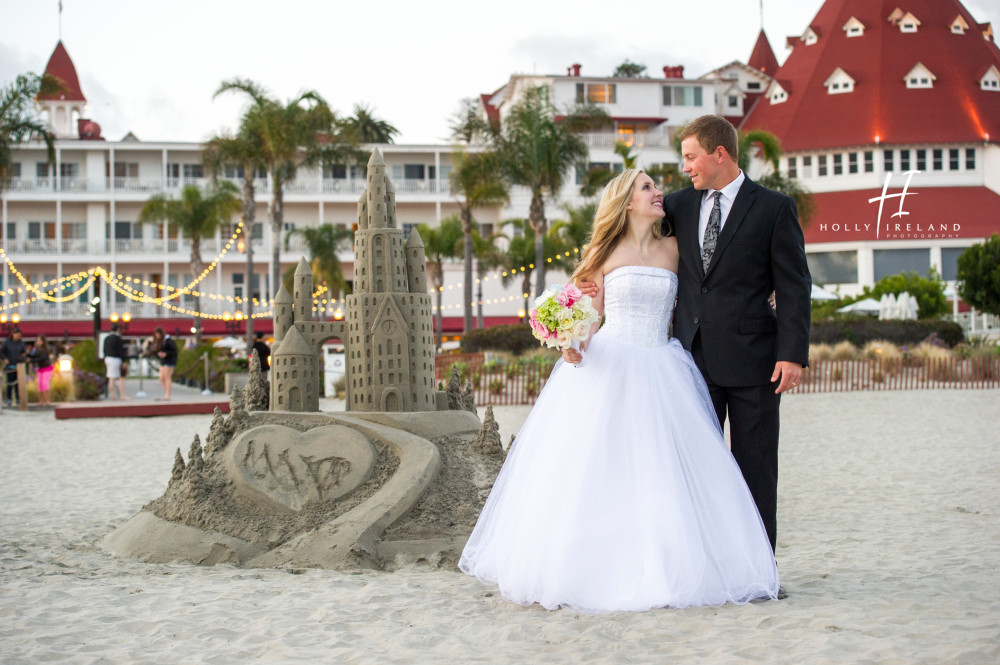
[803,186,1000,244]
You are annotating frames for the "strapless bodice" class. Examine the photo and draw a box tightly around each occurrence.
[598,266,677,348]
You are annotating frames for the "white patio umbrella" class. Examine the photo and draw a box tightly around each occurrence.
[838,298,882,314]
[212,336,244,349]
[811,284,838,301]
[879,293,897,320]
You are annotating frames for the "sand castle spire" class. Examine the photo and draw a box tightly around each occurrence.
[294,258,313,322]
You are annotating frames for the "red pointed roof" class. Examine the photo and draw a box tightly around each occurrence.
[743,0,1000,151]
[748,30,780,75]
[37,41,86,102]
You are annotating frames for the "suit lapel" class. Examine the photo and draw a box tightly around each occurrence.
[678,189,704,279]
[705,177,757,278]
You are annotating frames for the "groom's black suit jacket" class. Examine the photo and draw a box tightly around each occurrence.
[664,177,811,387]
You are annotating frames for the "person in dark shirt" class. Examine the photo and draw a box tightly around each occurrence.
[103,323,128,400]
[1,327,27,406]
[252,332,271,379]
[152,327,178,401]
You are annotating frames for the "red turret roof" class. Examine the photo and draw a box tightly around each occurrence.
[742,0,1000,151]
[748,30,780,75]
[37,41,86,102]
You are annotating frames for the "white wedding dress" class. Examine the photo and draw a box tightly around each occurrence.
[459,266,779,612]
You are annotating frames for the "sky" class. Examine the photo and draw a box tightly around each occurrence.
[2,0,999,145]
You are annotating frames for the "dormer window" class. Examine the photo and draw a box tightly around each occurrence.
[904,63,936,89]
[980,65,1000,91]
[843,17,866,37]
[899,12,921,33]
[803,26,820,45]
[950,15,969,34]
[824,68,856,94]
[768,81,789,105]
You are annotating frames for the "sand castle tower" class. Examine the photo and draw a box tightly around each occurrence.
[269,149,437,413]
[345,149,436,412]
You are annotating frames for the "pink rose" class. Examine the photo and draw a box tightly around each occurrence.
[557,284,582,308]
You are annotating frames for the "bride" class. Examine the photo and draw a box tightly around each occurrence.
[459,169,779,613]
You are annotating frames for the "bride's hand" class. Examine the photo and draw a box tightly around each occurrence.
[562,348,583,364]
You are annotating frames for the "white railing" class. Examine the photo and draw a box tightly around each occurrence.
[581,133,671,149]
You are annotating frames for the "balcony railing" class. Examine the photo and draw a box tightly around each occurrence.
[581,133,672,149]
[3,176,454,196]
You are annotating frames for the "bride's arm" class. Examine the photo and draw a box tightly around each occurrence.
[562,271,604,363]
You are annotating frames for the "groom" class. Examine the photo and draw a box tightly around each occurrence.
[668,115,810,553]
[581,115,811,553]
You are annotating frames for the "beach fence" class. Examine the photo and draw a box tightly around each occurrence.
[435,353,557,406]
[788,357,1000,393]
[435,354,1000,405]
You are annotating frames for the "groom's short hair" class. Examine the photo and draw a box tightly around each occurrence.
[679,115,739,162]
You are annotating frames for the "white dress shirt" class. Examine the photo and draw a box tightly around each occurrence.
[698,170,746,251]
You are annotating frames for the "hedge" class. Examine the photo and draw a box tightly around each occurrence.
[810,318,964,348]
[460,324,539,355]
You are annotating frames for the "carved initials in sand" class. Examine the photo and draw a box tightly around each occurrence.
[241,440,353,500]
[226,424,376,511]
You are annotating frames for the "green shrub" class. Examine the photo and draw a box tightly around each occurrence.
[488,378,506,395]
[460,324,539,356]
[811,319,964,348]
[69,339,106,375]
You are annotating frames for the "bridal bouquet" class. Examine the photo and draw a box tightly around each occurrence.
[528,284,599,351]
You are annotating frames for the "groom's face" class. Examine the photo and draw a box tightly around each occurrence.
[681,136,723,191]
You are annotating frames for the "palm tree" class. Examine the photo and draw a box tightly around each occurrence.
[579,141,638,197]
[214,78,358,302]
[496,86,595,298]
[498,218,563,318]
[449,148,508,332]
[550,201,596,254]
[138,182,241,343]
[417,217,463,348]
[282,224,354,305]
[342,103,399,144]
[470,229,507,329]
[1,73,60,200]
[203,126,267,353]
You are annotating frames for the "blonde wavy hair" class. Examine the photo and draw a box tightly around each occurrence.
[571,169,663,283]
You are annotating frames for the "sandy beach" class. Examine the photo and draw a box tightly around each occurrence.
[1,389,998,664]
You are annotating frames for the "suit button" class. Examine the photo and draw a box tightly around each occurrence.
[694,317,700,325]
[701,287,708,293]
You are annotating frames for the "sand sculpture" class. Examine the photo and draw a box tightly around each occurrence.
[102,150,504,570]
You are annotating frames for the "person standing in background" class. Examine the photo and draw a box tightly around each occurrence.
[1,328,27,407]
[29,334,54,406]
[252,332,271,381]
[103,323,129,401]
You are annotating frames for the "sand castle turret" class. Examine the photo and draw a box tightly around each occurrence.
[273,286,293,348]
[294,258,313,319]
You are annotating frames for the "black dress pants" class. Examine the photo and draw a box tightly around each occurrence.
[690,331,780,552]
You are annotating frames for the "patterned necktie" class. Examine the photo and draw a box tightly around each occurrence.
[702,191,722,272]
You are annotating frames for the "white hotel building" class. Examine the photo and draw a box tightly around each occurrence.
[3,0,998,339]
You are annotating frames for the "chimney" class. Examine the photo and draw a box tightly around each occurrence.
[569,63,581,77]
[663,65,685,79]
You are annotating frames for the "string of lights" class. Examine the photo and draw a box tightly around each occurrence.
[1,241,583,318]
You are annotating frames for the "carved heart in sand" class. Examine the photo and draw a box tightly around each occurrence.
[224,424,375,511]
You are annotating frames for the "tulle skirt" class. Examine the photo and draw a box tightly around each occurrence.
[459,332,779,613]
